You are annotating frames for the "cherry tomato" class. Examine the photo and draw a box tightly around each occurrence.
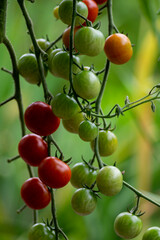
[62,111,84,134]
[21,177,51,210]
[78,120,98,141]
[49,51,81,80]
[28,223,55,240]
[48,48,62,72]
[96,166,123,196]
[71,188,97,216]
[104,33,133,64]
[59,0,88,26]
[51,93,79,120]
[30,38,52,55]
[142,227,160,240]
[73,70,101,99]
[74,27,105,56]
[24,101,60,136]
[70,162,97,188]
[38,157,71,189]
[53,6,59,20]
[82,0,98,23]
[114,212,143,239]
[18,134,48,166]
[90,130,118,156]
[62,26,79,51]
[94,0,108,5]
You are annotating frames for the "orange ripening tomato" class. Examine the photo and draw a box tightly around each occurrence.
[62,26,79,50]
[104,33,133,64]
[82,0,98,23]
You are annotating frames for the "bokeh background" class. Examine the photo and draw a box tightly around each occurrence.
[0,0,160,239]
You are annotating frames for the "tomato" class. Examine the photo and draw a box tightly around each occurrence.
[53,6,59,20]
[18,53,47,85]
[18,134,48,166]
[21,177,51,210]
[70,162,97,188]
[24,101,60,136]
[142,227,160,240]
[38,157,71,188]
[48,48,62,71]
[49,51,80,80]
[114,212,143,239]
[71,188,97,216]
[62,26,79,51]
[96,166,123,196]
[73,70,101,99]
[30,39,52,55]
[51,93,79,120]
[82,0,98,23]
[62,111,84,134]
[90,130,118,156]
[94,0,108,5]
[74,27,105,56]
[78,120,98,141]
[58,0,88,26]
[104,33,133,64]
[28,223,55,240]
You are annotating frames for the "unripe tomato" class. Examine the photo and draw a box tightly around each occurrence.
[142,227,160,240]
[90,130,118,156]
[30,38,52,55]
[48,48,62,71]
[74,27,105,56]
[94,0,108,5]
[18,53,47,85]
[62,111,84,134]
[96,166,123,196]
[82,0,98,23]
[62,26,79,50]
[78,120,98,141]
[18,134,48,166]
[51,93,79,120]
[104,33,133,64]
[59,0,88,26]
[73,70,101,99]
[114,212,143,239]
[49,51,80,80]
[24,101,60,136]
[28,223,55,240]
[21,177,51,210]
[53,6,59,20]
[70,162,97,188]
[71,188,97,216]
[38,157,71,189]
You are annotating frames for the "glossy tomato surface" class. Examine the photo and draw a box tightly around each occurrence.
[21,177,51,209]
[62,111,84,134]
[78,120,98,141]
[142,227,160,240]
[82,0,98,23]
[28,223,55,240]
[94,0,108,5]
[24,101,60,136]
[62,26,79,50]
[30,38,52,55]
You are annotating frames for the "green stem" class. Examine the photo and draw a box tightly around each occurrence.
[0,0,7,43]
[46,34,63,52]
[50,188,59,240]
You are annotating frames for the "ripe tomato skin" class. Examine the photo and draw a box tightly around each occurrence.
[73,70,101,99]
[114,212,143,239]
[18,134,48,166]
[78,120,98,141]
[94,0,108,5]
[24,101,60,136]
[82,0,98,23]
[62,27,79,50]
[71,188,97,216]
[142,227,160,240]
[21,177,51,210]
[104,33,133,64]
[28,223,55,240]
[96,166,123,196]
[74,27,105,56]
[70,162,97,188]
[38,157,71,189]
[62,111,84,134]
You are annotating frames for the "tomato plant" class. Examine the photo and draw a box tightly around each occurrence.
[142,227,160,240]
[114,212,143,239]
[28,223,55,240]
[82,0,98,23]
[62,26,79,50]
[62,111,84,134]
[18,134,48,166]
[78,120,98,141]
[94,0,108,5]
[30,38,52,55]
[21,177,51,210]
[24,101,60,136]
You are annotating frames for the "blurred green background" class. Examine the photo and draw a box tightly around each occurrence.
[0,0,160,239]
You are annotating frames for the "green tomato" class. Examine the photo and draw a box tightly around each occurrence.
[90,130,118,157]
[59,0,88,26]
[28,223,55,240]
[114,212,143,239]
[30,38,52,55]
[70,162,97,188]
[62,111,84,134]
[142,227,160,240]
[73,70,101,99]
[96,166,123,196]
[74,27,105,56]
[78,120,98,141]
[48,48,62,72]
[51,93,79,120]
[71,188,97,216]
[49,51,80,80]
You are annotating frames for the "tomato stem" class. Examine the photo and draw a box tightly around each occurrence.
[0,0,7,43]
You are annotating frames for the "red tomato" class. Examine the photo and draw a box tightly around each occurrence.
[94,0,108,5]
[21,177,51,210]
[82,0,98,23]
[18,134,48,166]
[38,157,71,189]
[24,101,60,136]
[62,26,79,50]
